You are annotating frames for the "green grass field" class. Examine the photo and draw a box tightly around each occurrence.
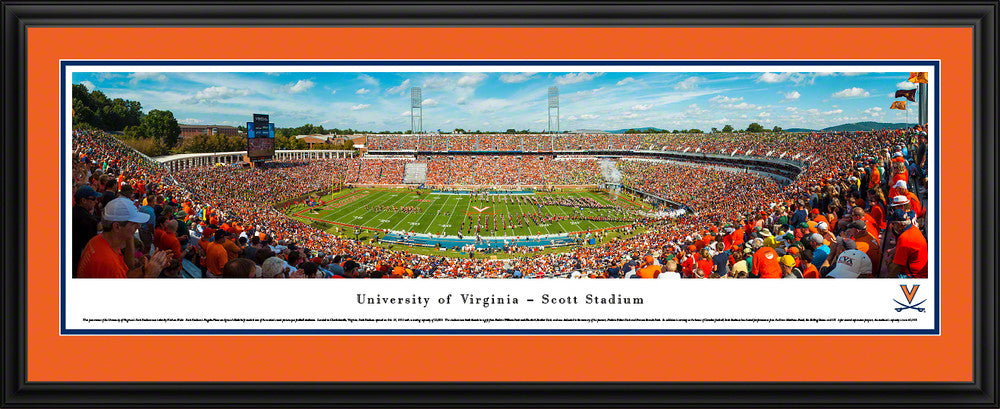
[286,188,647,238]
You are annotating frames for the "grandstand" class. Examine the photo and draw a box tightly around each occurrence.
[71,125,929,279]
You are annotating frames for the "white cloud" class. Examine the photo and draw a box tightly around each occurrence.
[421,77,451,89]
[757,72,805,83]
[786,107,797,112]
[95,73,120,81]
[555,72,604,85]
[822,109,843,115]
[783,91,801,100]
[457,73,487,87]
[674,76,703,90]
[806,108,820,115]
[358,74,380,86]
[621,112,639,119]
[79,81,95,91]
[709,95,743,104]
[631,104,652,111]
[179,118,202,124]
[758,112,771,117]
[499,72,537,83]
[685,104,706,115]
[422,98,439,107]
[831,87,870,98]
[456,97,467,105]
[896,81,918,90]
[285,79,315,94]
[616,77,635,86]
[579,114,599,120]
[351,104,371,111]
[356,88,371,95]
[189,86,252,103]
[330,90,337,95]
[386,79,412,95]
[722,102,758,110]
[863,107,883,117]
[471,98,515,113]
[127,72,167,84]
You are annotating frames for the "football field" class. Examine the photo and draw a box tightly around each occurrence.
[288,188,646,238]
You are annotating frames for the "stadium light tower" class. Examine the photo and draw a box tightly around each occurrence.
[411,87,423,134]
[547,86,559,134]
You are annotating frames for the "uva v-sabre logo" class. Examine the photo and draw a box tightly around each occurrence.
[894,284,926,312]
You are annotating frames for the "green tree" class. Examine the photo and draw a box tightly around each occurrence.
[711,127,718,133]
[688,129,703,134]
[772,126,783,132]
[123,125,146,139]
[722,124,734,133]
[178,133,211,153]
[746,122,765,133]
[121,137,169,157]
[142,110,181,147]
[72,103,95,128]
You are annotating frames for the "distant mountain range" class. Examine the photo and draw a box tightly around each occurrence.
[606,122,916,134]
[784,122,917,133]
[605,127,666,134]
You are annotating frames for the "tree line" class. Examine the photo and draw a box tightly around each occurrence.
[73,84,357,157]
[622,123,782,134]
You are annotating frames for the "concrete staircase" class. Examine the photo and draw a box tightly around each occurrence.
[404,162,428,184]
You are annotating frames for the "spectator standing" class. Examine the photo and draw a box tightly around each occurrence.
[72,185,103,277]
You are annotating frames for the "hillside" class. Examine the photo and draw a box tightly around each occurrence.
[787,122,916,133]
[605,127,666,134]
[608,122,915,134]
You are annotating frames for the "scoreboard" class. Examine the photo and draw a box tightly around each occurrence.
[247,113,275,160]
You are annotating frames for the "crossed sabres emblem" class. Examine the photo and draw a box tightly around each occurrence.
[894,284,926,313]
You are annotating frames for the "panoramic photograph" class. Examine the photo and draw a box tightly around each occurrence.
[68,69,930,279]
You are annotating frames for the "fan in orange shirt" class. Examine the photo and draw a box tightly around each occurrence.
[637,256,661,278]
[751,243,782,279]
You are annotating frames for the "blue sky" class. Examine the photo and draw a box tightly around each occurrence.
[73,70,922,131]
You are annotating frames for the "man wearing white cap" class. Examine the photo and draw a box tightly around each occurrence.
[826,250,874,278]
[890,195,920,228]
[816,221,837,246]
[77,197,172,278]
[893,181,924,219]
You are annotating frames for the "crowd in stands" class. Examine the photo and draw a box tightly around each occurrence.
[71,126,929,279]
[347,159,408,184]
[421,156,601,186]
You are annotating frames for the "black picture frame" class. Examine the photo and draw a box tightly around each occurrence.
[2,1,996,407]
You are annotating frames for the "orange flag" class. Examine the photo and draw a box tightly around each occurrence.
[908,72,928,83]
[890,101,907,110]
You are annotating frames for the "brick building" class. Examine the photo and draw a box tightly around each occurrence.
[178,124,240,143]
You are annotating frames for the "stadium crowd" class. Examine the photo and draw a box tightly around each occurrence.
[71,127,928,279]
